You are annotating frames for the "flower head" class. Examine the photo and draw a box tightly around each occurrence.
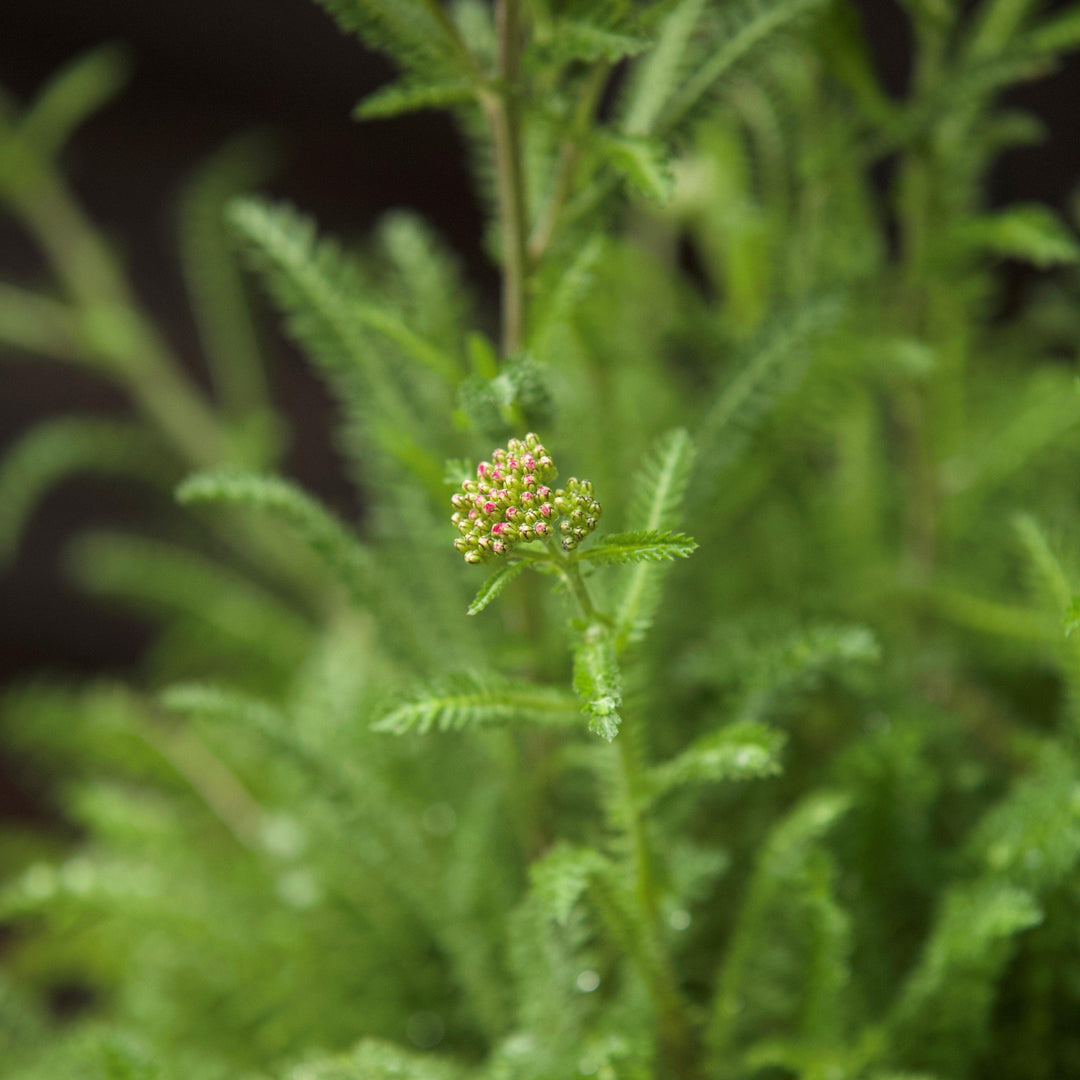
[451,434,602,563]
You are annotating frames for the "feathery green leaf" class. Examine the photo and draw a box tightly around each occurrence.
[573,624,623,740]
[616,428,696,647]
[579,529,697,566]
[651,720,786,796]
[597,134,676,204]
[467,561,528,615]
[374,673,580,734]
[177,469,371,601]
[354,79,476,120]
[0,417,174,565]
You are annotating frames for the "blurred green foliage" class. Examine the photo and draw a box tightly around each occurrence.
[3,0,1080,1076]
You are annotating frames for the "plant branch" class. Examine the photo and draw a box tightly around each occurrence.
[546,542,697,1074]
[528,62,611,264]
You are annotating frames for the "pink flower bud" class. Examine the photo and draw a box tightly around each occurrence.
[521,491,533,504]
[540,503,552,518]
[534,522,547,536]
[523,455,536,470]
[483,501,497,514]
[537,485,550,498]
[508,458,518,470]
[477,462,488,477]
[468,509,478,520]
[492,539,506,555]
[492,469,503,481]
[491,522,507,536]
[523,474,535,487]
[506,506,519,518]
[518,523,532,537]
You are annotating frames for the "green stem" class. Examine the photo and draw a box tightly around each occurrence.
[527,62,611,264]
[550,545,697,1075]
[486,0,529,356]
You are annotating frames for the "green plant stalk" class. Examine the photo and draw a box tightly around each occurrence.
[527,61,612,264]
[550,544,696,1075]
[486,0,529,356]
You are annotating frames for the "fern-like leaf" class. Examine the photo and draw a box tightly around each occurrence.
[573,624,623,740]
[579,530,697,565]
[176,469,372,601]
[663,0,831,132]
[650,720,786,797]
[286,1038,470,1080]
[529,843,611,926]
[621,0,708,136]
[885,883,1043,1075]
[467,561,528,615]
[957,204,1080,267]
[0,417,174,565]
[597,134,676,204]
[696,297,842,491]
[374,673,580,734]
[354,78,476,120]
[615,428,696,647]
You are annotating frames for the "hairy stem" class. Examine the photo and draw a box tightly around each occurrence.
[552,546,697,1075]
[528,62,611,264]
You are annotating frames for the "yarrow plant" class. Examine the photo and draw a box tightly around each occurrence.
[5,0,1080,1078]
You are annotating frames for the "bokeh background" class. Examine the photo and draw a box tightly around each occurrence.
[2,0,1079,814]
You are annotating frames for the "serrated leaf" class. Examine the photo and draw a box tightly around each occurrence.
[579,530,697,565]
[651,720,786,797]
[176,469,371,601]
[374,673,580,734]
[0,417,174,564]
[959,204,1080,267]
[161,683,288,739]
[546,22,651,63]
[708,793,853,1067]
[599,133,676,204]
[886,883,1043,1073]
[696,296,843,490]
[664,0,831,131]
[616,429,696,648]
[527,235,606,361]
[573,624,623,740]
[354,78,476,120]
[622,0,708,135]
[467,561,528,615]
[287,1038,469,1080]
[529,843,611,926]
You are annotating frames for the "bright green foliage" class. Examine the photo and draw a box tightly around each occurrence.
[374,673,580,733]
[573,625,623,741]
[578,530,697,566]
[0,418,176,564]
[5,0,1080,1077]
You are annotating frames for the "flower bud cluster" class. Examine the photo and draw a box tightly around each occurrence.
[450,434,602,563]
[552,477,602,552]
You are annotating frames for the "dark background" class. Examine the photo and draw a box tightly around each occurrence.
[1,0,1078,808]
